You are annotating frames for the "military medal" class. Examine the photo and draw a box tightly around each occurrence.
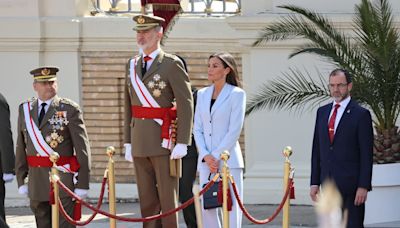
[147,74,166,98]
[46,110,68,148]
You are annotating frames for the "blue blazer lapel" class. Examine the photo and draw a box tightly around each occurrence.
[334,99,355,140]
[322,103,333,143]
[204,85,213,119]
[211,83,232,116]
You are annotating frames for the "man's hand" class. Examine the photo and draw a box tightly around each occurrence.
[18,185,28,196]
[124,143,133,162]
[170,143,187,159]
[74,188,88,199]
[310,185,319,202]
[204,155,219,173]
[354,187,368,206]
[3,173,14,183]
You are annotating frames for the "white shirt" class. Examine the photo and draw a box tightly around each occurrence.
[328,96,351,132]
[143,48,160,71]
[38,98,54,115]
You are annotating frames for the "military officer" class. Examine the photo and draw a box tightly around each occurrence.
[15,67,91,228]
[124,14,193,227]
[0,92,16,223]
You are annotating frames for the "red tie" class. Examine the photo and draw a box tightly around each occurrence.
[328,104,340,143]
[142,56,152,75]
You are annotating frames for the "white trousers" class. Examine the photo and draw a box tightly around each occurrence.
[199,168,243,228]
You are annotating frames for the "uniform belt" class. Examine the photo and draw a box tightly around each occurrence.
[27,156,80,172]
[131,105,177,139]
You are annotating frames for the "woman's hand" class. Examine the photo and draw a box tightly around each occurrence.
[204,154,219,173]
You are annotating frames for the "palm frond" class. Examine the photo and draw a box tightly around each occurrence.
[246,68,330,116]
[253,5,365,81]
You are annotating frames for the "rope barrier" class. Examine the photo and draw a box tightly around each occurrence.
[58,177,108,226]
[56,173,220,223]
[231,175,294,224]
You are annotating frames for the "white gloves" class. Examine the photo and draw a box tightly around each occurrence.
[18,184,28,196]
[3,173,14,183]
[170,143,188,159]
[124,143,133,162]
[74,188,88,199]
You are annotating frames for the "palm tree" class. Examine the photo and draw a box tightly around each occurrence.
[248,0,400,163]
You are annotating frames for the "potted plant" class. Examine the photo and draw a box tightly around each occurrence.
[247,0,400,224]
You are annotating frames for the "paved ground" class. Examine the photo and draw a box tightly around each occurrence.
[6,203,318,228]
[4,182,400,227]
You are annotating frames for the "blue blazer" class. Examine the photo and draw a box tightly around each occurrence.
[311,99,373,194]
[193,83,245,170]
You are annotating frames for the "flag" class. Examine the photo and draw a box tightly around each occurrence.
[141,0,182,42]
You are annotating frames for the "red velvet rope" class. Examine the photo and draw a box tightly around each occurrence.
[231,177,293,224]
[58,177,107,226]
[56,174,219,223]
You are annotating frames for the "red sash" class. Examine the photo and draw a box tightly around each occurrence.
[131,105,177,139]
[27,156,80,172]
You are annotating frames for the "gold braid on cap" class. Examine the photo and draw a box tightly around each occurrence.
[34,75,56,80]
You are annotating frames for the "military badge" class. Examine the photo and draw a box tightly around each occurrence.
[153,89,161,97]
[153,74,161,81]
[41,68,50,76]
[46,111,68,148]
[137,16,145,24]
[147,74,167,98]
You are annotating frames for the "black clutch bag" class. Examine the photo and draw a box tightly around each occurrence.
[203,180,221,210]
[202,173,233,210]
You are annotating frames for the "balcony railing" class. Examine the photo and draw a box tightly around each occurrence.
[90,0,241,16]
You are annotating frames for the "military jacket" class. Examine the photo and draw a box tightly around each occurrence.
[15,95,90,201]
[124,50,193,157]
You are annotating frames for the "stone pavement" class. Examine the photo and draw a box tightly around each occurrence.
[4,181,400,227]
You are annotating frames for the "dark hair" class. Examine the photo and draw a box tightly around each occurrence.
[209,52,241,87]
[329,68,352,83]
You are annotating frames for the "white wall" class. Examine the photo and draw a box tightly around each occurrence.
[1,0,400,205]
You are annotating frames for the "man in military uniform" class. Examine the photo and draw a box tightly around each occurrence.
[15,67,91,228]
[0,92,16,223]
[124,15,193,227]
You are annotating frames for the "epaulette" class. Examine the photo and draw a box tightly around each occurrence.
[164,53,178,60]
[22,97,36,104]
[60,98,80,109]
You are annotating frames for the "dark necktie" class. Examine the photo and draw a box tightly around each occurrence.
[38,103,47,125]
[142,56,152,76]
[328,104,340,143]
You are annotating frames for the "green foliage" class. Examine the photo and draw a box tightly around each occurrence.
[249,0,400,131]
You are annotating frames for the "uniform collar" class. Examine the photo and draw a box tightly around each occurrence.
[38,96,55,107]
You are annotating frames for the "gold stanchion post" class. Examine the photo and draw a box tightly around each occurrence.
[106,146,117,228]
[50,152,60,228]
[282,146,293,228]
[220,150,230,228]
[193,185,203,228]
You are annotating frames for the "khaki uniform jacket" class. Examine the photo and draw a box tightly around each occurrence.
[0,93,15,174]
[124,50,193,156]
[15,95,91,201]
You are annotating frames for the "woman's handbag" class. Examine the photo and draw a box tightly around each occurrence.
[203,173,232,210]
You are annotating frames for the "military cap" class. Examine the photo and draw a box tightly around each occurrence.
[30,67,59,82]
[132,14,165,31]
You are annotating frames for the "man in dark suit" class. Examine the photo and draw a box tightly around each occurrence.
[0,93,16,223]
[176,55,198,228]
[310,69,373,227]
